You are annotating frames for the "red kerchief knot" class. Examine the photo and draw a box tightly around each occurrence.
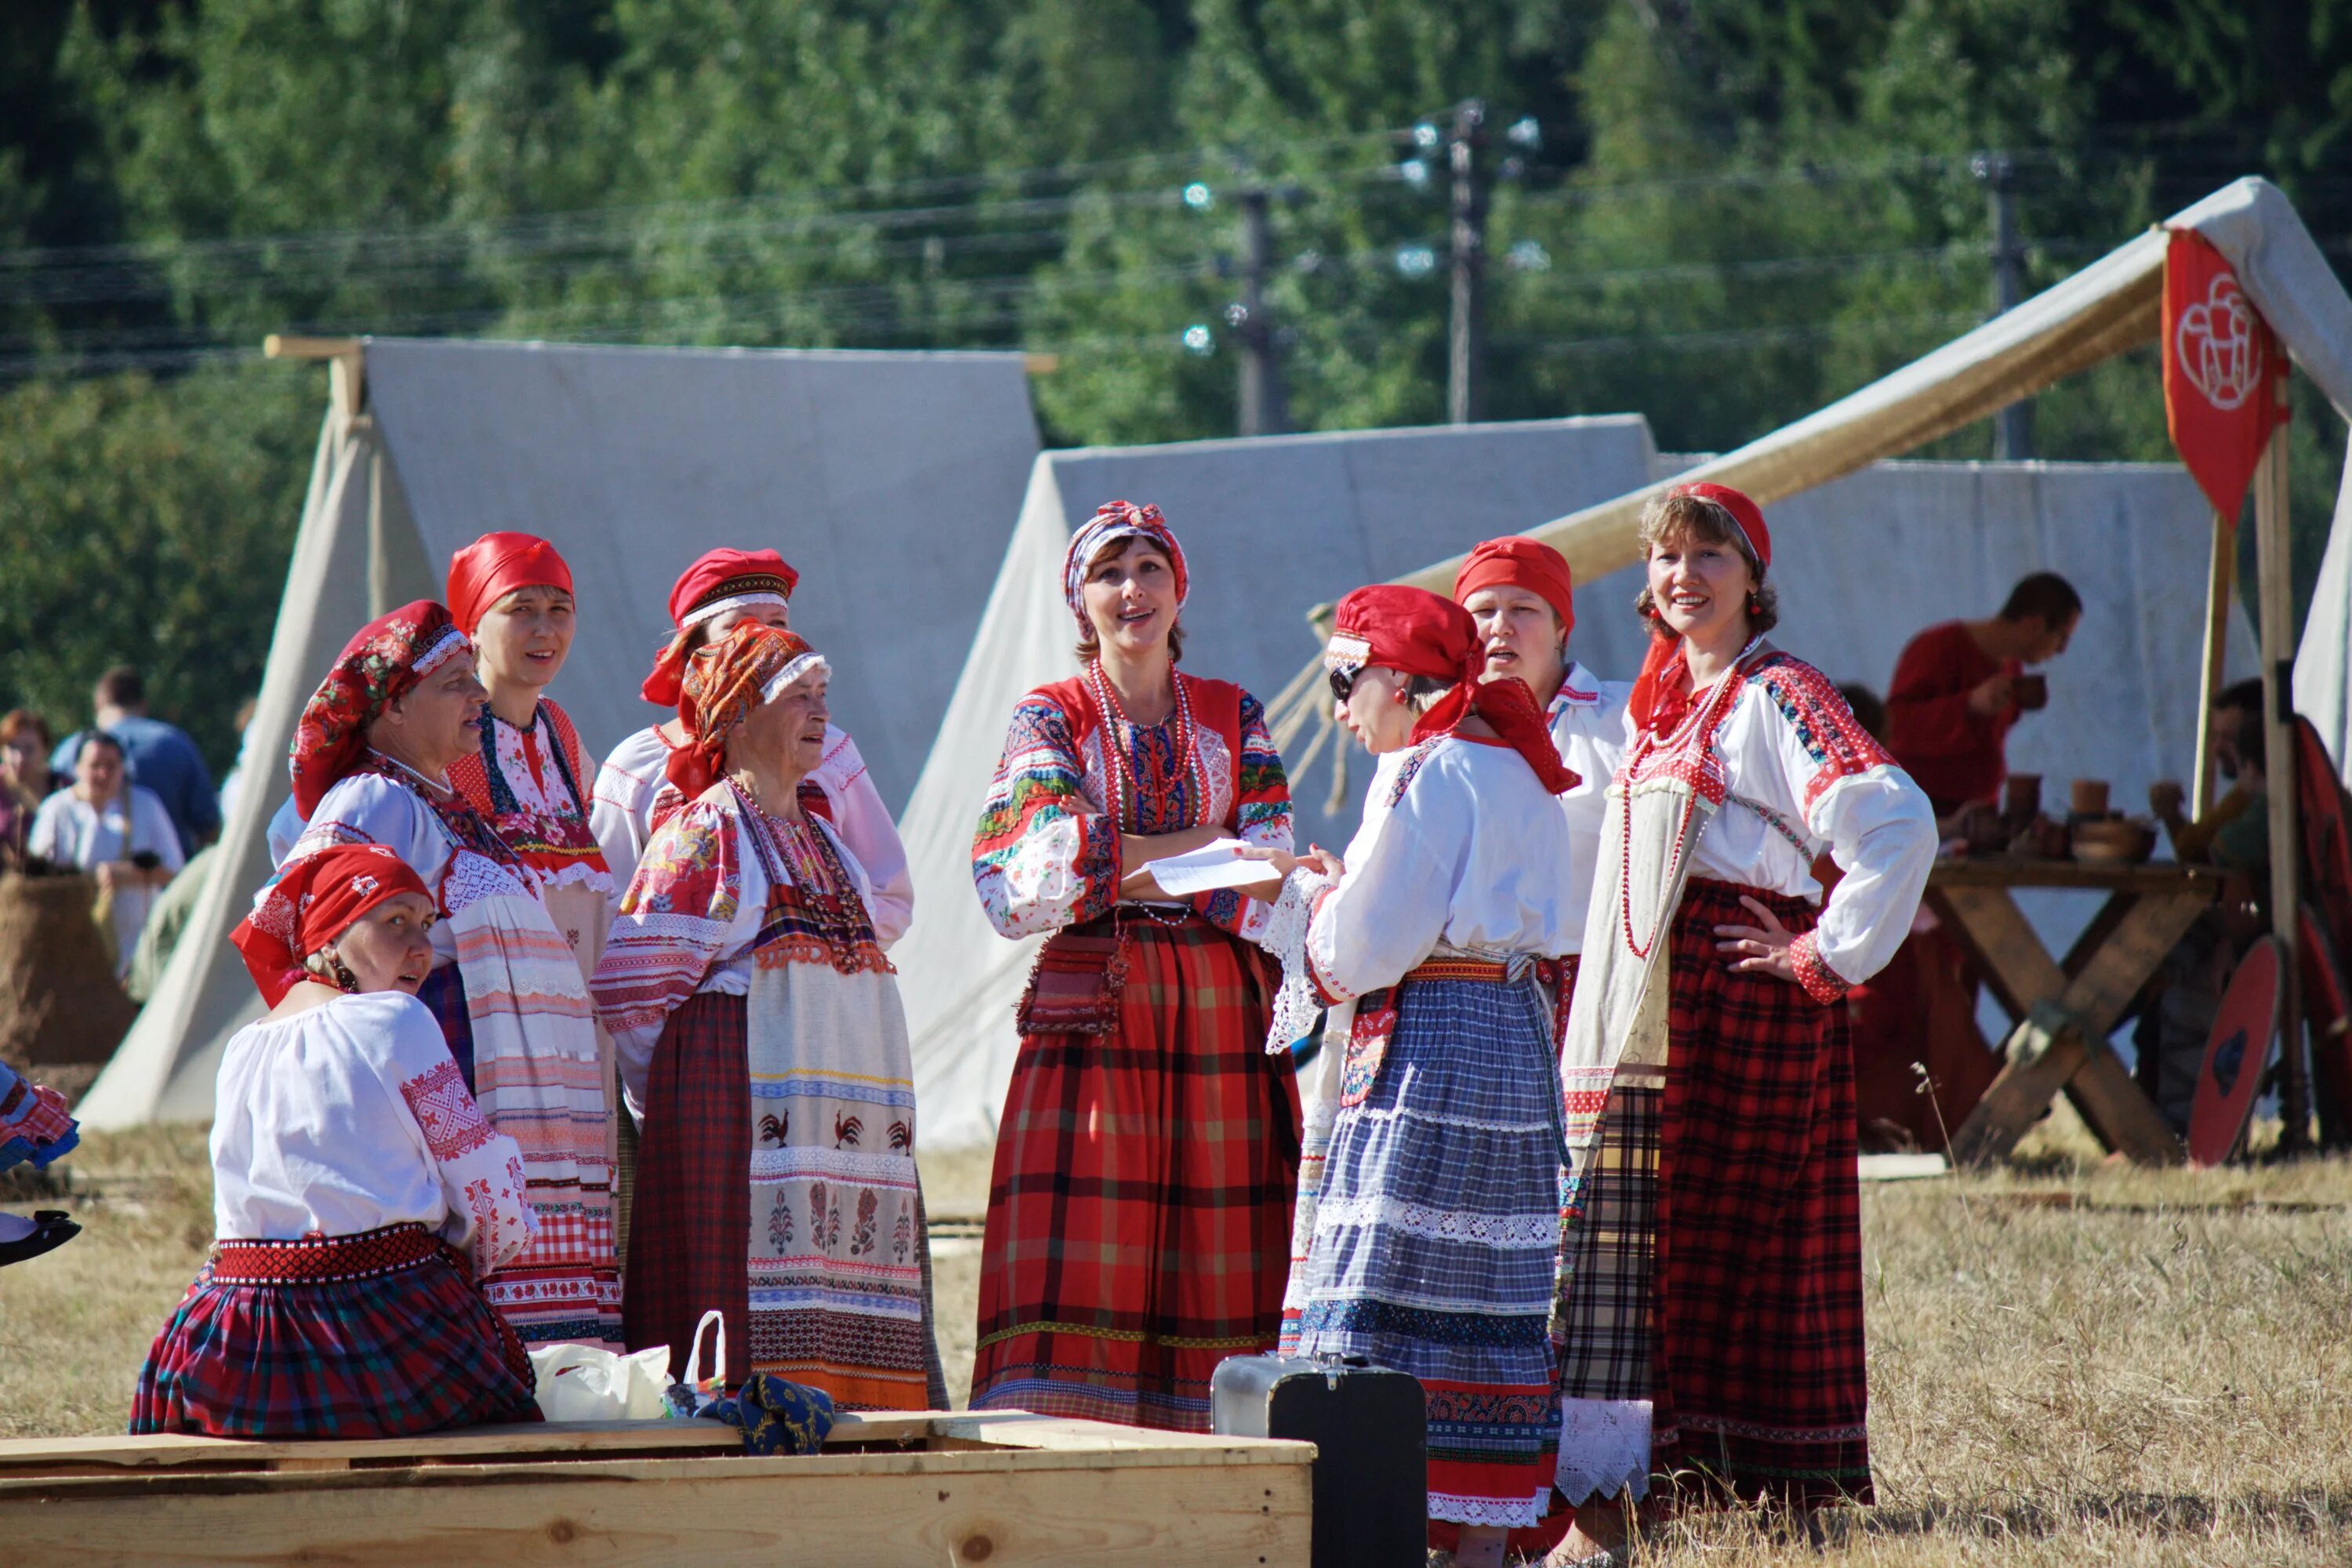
[1062,500,1189,627]
[445,532,573,636]
[290,601,470,818]
[667,622,826,802]
[1452,536,1577,633]
[231,842,430,1006]
[641,549,800,707]
[1666,481,1771,571]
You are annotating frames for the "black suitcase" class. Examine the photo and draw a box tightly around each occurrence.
[1211,1353,1425,1568]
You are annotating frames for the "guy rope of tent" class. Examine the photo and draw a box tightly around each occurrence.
[1265,176,2352,1158]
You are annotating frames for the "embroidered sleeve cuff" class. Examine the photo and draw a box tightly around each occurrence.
[1789,930,1849,1006]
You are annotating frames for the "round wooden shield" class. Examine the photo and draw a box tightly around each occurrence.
[2299,906,2352,1147]
[2187,935,2283,1167]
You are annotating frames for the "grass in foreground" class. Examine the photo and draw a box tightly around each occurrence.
[5,1121,2349,1566]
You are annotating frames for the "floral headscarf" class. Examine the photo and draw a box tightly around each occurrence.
[290,601,470,818]
[666,622,829,803]
[1061,500,1189,631]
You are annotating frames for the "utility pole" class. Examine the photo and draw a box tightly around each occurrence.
[1232,187,1288,437]
[1978,151,2031,459]
[1447,100,1487,425]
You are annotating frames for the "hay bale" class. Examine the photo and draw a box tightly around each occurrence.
[0,873,139,1076]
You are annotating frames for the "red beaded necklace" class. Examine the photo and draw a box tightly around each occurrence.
[1083,659,1205,831]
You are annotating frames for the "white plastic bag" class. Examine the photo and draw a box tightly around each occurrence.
[529,1341,673,1422]
[662,1309,729,1418]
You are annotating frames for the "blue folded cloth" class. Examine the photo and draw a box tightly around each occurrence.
[695,1374,837,1456]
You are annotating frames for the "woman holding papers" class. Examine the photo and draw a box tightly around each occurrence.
[967,499,1299,1432]
[1549,484,1933,1557]
[592,623,940,1410]
[1250,585,1581,1563]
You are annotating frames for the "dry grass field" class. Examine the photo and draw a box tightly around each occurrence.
[5,1112,2349,1566]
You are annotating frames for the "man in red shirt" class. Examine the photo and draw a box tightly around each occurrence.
[1886,572,2082,815]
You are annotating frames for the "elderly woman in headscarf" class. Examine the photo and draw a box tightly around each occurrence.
[967,499,1299,1432]
[1247,586,1581,1563]
[592,623,937,1411]
[591,548,913,946]
[132,843,539,1436]
[1548,484,1934,1559]
[275,601,619,1350]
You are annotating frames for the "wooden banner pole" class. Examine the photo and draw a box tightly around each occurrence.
[2255,418,2309,1150]
[2193,511,2235,817]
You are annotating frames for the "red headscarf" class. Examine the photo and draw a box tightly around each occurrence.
[667,622,829,803]
[230,843,433,1007]
[1627,481,1775,735]
[445,532,574,637]
[289,601,471,818]
[1327,585,1578,795]
[1451,535,1577,633]
[641,549,800,706]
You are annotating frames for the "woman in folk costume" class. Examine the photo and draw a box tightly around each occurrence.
[591,548,912,946]
[967,499,1299,1432]
[593,623,941,1410]
[1550,484,1934,1559]
[1454,535,1635,967]
[1249,586,1581,1559]
[280,602,620,1349]
[132,844,540,1437]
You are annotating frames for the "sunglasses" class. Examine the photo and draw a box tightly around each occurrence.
[1327,668,1358,703]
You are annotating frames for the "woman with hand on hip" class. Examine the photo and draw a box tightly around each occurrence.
[1250,586,1581,1563]
[132,843,539,1436]
[966,499,1298,1432]
[1549,484,1934,1561]
[277,603,619,1350]
[593,624,937,1410]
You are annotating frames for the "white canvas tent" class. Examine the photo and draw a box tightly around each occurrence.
[901,428,2256,1150]
[896,417,1662,1149]
[82,339,1040,1127]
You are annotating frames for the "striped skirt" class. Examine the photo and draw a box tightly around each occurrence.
[1291,967,1563,1527]
[971,916,1300,1432]
[129,1224,539,1438]
[1555,878,1871,1508]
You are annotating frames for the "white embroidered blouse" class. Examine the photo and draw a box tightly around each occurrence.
[209,991,539,1278]
[1549,661,1636,955]
[590,722,913,948]
[1300,734,1580,1004]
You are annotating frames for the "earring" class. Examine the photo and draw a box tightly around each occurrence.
[1747,594,1762,616]
[327,953,361,993]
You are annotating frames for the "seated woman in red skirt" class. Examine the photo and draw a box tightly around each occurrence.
[131,843,541,1438]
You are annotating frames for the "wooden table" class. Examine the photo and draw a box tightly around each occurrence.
[0,1414,1314,1567]
[1929,858,2218,1167]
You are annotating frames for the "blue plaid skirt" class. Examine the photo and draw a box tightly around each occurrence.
[1291,972,1566,1526]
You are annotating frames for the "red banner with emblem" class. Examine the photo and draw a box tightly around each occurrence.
[2163,228,2288,524]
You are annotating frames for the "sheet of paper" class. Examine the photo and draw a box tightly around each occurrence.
[1141,841,1273,898]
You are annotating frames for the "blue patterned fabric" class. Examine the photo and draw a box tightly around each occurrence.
[700,1372,837,1454]
[1291,975,1565,1526]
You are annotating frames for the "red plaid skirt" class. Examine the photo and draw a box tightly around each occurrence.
[623,991,752,1381]
[970,916,1300,1432]
[1652,878,1871,1505]
[129,1224,539,1438]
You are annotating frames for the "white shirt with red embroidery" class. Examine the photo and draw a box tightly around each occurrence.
[1640,654,1936,995]
[1548,660,1635,955]
[209,990,539,1278]
[590,722,913,948]
[1302,734,1579,1003]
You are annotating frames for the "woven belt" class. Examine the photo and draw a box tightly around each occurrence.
[209,1222,442,1286]
[1402,957,1514,985]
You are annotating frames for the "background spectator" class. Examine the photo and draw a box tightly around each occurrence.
[28,731,183,980]
[0,709,56,866]
[49,667,220,858]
